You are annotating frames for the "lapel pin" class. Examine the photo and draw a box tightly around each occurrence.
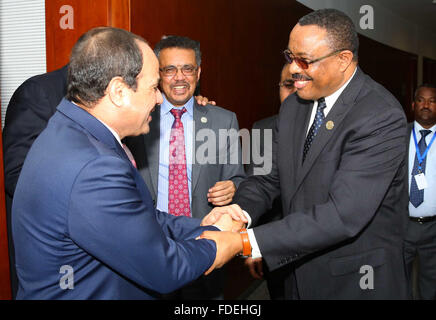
[201,117,208,123]
[326,120,334,130]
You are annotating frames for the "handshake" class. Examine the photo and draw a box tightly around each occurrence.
[198,204,250,275]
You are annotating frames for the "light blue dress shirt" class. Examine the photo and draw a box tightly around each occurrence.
[408,122,436,217]
[156,95,194,213]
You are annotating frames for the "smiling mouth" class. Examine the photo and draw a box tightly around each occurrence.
[292,74,312,89]
[171,83,190,93]
[294,80,311,89]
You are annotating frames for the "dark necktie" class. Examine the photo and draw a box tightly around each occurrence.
[168,108,191,217]
[410,129,432,208]
[303,97,327,162]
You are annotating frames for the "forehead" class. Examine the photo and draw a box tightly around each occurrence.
[158,47,196,65]
[289,24,329,56]
[416,87,436,98]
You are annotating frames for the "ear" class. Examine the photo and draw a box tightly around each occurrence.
[337,50,354,72]
[197,66,201,82]
[107,76,130,108]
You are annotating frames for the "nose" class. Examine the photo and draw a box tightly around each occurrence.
[424,99,435,107]
[289,58,303,75]
[173,68,185,81]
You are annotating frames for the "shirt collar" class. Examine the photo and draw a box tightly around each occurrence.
[323,67,357,109]
[414,121,436,136]
[161,94,194,117]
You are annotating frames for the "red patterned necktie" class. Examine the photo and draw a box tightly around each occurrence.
[168,108,191,217]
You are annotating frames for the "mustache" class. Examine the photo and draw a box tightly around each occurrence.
[292,74,312,81]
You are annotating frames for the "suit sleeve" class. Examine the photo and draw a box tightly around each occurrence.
[3,79,55,197]
[153,208,217,240]
[220,112,246,187]
[67,156,217,294]
[234,113,281,225]
[237,104,407,271]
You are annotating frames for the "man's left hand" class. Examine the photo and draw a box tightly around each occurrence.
[194,95,216,106]
[208,180,236,206]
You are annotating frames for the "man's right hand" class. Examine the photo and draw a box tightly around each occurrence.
[199,231,243,275]
[201,204,247,230]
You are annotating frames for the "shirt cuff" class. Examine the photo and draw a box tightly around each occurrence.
[242,210,252,228]
[247,228,262,259]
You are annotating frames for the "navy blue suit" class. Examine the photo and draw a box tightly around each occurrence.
[12,99,217,299]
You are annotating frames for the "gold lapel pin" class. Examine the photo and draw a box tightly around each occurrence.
[326,120,334,130]
[201,117,208,123]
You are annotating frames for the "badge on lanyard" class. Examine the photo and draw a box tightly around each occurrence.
[413,128,436,190]
[414,173,428,190]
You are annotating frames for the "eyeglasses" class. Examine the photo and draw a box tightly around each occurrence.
[278,79,294,89]
[283,48,347,70]
[159,65,199,77]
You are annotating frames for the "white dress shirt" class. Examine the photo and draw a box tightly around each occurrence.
[408,122,436,217]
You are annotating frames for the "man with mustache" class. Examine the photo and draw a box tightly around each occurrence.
[404,84,436,300]
[201,8,410,299]
[125,35,245,299]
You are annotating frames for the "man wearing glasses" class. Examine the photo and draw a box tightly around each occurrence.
[201,9,410,299]
[125,35,245,299]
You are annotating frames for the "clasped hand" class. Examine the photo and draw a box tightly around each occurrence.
[199,204,247,275]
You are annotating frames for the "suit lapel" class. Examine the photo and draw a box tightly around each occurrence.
[291,68,366,203]
[143,106,161,197]
[192,102,209,193]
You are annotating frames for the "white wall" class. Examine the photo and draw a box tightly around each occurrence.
[0,0,47,128]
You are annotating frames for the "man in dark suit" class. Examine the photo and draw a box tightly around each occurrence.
[125,35,245,299]
[11,27,245,299]
[202,9,410,299]
[404,84,436,300]
[2,65,68,297]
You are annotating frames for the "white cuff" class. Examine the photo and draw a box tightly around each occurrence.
[247,229,262,259]
[242,210,252,228]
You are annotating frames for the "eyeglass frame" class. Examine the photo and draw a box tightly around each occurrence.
[159,64,199,77]
[283,48,348,70]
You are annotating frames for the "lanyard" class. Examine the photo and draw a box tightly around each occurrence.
[413,128,436,172]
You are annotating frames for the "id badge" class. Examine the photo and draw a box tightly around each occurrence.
[414,173,428,190]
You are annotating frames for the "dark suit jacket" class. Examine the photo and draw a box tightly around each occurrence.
[12,99,217,299]
[125,102,246,219]
[3,65,68,198]
[2,65,68,298]
[234,67,410,299]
